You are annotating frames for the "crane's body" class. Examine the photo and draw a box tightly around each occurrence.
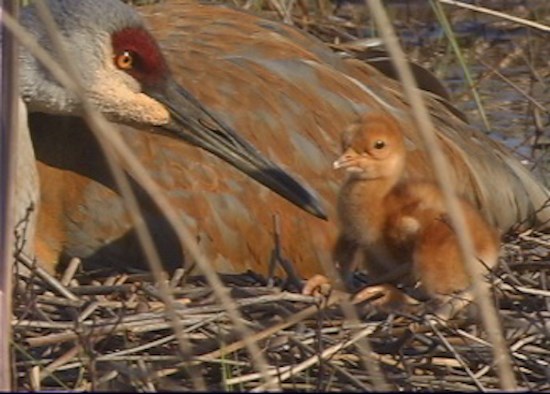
[15,0,550,277]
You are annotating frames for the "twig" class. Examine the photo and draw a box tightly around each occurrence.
[60,258,81,287]
[199,289,352,361]
[17,253,78,301]
[251,323,377,391]
[427,320,486,391]
[437,0,550,33]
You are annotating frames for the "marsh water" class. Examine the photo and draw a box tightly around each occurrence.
[332,0,549,184]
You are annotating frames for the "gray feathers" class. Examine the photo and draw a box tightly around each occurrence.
[18,0,143,115]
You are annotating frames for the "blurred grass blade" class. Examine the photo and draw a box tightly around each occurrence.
[366,0,517,390]
[430,0,491,133]
[438,0,550,33]
[0,0,18,390]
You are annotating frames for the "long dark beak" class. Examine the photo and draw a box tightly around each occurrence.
[146,78,327,220]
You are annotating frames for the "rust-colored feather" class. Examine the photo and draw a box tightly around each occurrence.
[32,1,548,278]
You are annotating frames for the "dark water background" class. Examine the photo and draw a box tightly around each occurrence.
[334,0,549,184]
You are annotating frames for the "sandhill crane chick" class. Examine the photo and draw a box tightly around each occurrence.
[332,113,500,318]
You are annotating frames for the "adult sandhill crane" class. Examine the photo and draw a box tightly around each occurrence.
[18,0,550,278]
[18,0,326,274]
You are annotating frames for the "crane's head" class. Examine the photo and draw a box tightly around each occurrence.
[19,0,327,220]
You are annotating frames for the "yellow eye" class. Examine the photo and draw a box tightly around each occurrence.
[373,140,386,149]
[115,50,134,70]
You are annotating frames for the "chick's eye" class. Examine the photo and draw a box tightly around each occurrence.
[115,50,135,70]
[373,140,386,149]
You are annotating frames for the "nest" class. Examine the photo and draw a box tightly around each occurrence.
[12,230,550,391]
[12,0,549,391]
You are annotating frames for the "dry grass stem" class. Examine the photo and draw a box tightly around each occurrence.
[366,0,517,389]
[7,0,549,391]
[0,2,19,389]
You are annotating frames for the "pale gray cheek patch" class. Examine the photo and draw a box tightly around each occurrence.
[88,83,170,126]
